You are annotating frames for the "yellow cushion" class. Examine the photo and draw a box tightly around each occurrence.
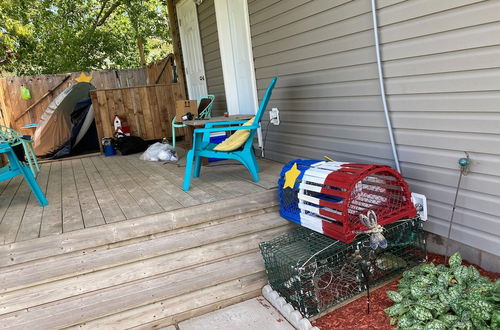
[213,117,255,151]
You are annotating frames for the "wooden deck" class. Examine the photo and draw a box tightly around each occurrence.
[0,154,282,245]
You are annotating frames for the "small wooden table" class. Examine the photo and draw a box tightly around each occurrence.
[181,114,253,148]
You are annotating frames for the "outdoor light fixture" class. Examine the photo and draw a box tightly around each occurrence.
[193,0,203,5]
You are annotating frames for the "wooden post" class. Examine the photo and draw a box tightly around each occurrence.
[0,79,11,127]
[155,57,171,84]
[166,0,187,99]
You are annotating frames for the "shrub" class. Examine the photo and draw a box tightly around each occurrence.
[385,252,499,329]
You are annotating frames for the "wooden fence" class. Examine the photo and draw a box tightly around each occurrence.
[0,54,180,134]
[90,83,185,152]
[146,55,178,85]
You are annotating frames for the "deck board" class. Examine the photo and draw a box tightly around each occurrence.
[126,157,201,207]
[71,159,106,228]
[0,176,30,244]
[61,160,84,232]
[0,178,12,195]
[80,157,126,223]
[40,162,63,236]
[111,157,182,212]
[0,154,280,244]
[103,156,164,214]
[148,160,218,204]
[91,157,146,219]
[0,176,23,225]
[16,164,51,241]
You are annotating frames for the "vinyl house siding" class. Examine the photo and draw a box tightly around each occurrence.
[197,0,227,116]
[377,0,500,256]
[245,0,500,257]
[249,0,394,164]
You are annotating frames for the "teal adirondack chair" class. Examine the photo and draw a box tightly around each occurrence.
[171,95,215,148]
[0,143,47,206]
[182,77,278,191]
[0,125,40,176]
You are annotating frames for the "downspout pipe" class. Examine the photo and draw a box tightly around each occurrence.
[370,0,401,173]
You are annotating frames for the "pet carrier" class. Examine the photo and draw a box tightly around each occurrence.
[278,160,417,243]
[260,217,426,317]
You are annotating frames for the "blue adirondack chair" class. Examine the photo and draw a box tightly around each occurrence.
[0,143,48,206]
[182,77,278,191]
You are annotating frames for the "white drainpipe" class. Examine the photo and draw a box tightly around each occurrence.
[370,0,401,173]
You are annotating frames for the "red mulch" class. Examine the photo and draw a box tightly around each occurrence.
[312,253,499,330]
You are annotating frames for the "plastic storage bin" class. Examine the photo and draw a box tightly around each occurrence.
[208,133,227,162]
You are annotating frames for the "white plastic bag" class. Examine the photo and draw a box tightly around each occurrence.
[140,142,178,162]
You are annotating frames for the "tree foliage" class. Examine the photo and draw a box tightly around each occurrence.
[0,0,171,76]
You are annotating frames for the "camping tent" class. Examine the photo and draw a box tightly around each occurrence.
[34,82,99,157]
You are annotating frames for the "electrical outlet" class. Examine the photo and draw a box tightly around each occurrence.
[270,107,280,125]
[411,192,428,221]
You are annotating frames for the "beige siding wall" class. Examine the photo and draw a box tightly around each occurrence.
[247,0,500,256]
[248,0,394,164]
[378,0,500,256]
[198,0,227,116]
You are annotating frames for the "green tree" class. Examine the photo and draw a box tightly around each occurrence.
[0,0,171,76]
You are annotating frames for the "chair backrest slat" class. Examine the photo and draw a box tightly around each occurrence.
[254,77,278,124]
[244,77,278,147]
[198,94,216,119]
[0,126,22,145]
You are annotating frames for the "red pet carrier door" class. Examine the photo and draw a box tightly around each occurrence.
[297,162,416,243]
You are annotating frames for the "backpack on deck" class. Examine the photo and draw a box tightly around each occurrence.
[114,136,148,155]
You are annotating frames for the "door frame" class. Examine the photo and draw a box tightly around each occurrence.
[177,0,208,99]
[214,0,262,146]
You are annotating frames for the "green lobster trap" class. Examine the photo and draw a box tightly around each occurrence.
[259,217,427,317]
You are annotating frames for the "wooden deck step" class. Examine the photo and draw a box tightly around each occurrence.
[0,215,288,313]
[0,252,267,329]
[0,189,278,267]
[0,208,279,294]
[99,273,265,330]
[0,190,292,330]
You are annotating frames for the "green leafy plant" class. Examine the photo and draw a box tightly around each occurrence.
[1,0,172,76]
[385,252,500,329]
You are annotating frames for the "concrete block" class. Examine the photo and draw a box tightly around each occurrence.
[178,297,294,330]
[425,232,481,266]
[480,250,500,273]
[262,285,317,330]
[425,232,447,256]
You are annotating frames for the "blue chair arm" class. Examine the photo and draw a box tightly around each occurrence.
[0,143,11,152]
[193,125,258,135]
[192,125,259,148]
[204,120,248,128]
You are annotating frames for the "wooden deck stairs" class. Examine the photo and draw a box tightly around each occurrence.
[0,190,292,329]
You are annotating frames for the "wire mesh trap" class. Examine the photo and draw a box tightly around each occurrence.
[278,160,417,243]
[259,217,427,317]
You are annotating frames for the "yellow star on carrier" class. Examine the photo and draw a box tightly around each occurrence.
[75,72,92,83]
[283,163,301,189]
